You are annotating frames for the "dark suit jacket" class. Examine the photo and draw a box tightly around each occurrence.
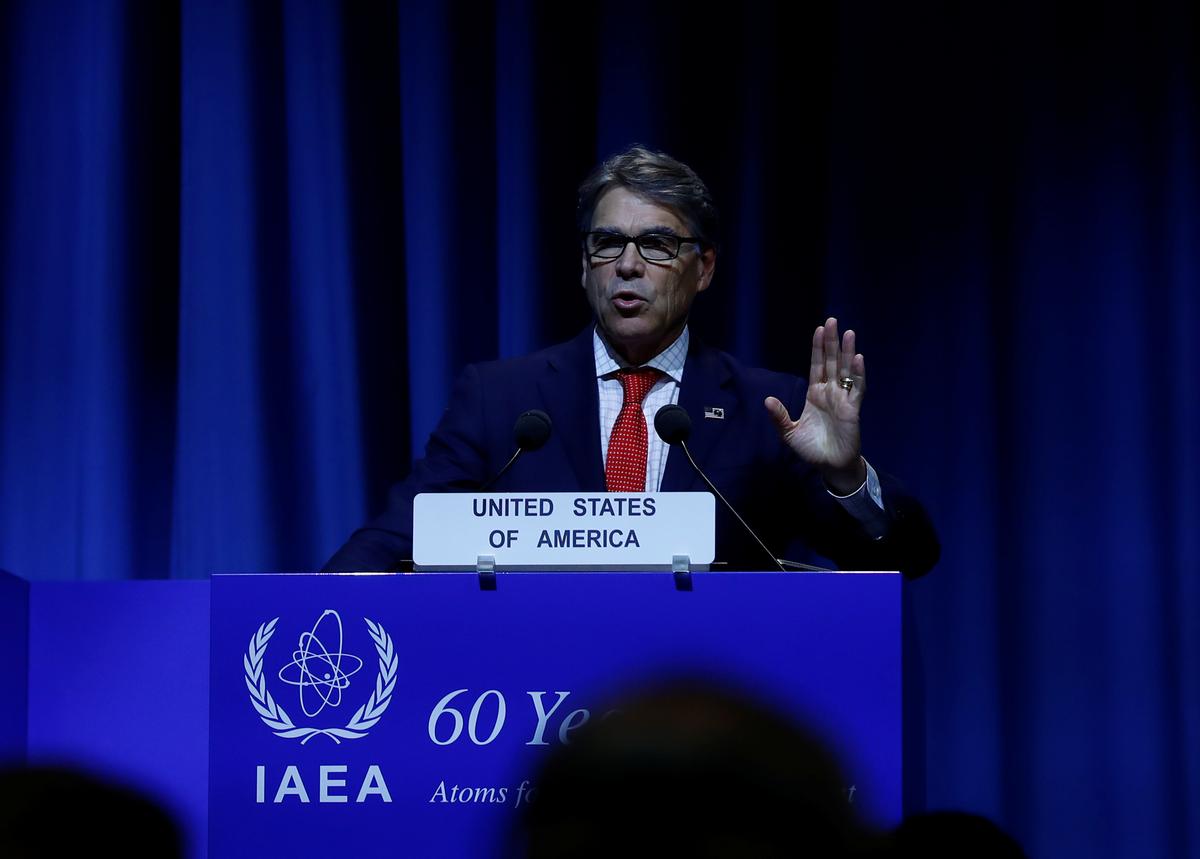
[323,328,939,577]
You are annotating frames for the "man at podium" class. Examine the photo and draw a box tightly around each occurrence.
[325,146,938,577]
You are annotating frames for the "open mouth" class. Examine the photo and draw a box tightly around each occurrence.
[611,290,647,313]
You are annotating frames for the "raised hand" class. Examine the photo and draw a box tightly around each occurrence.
[764,317,867,494]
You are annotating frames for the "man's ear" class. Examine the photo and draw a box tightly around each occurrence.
[695,247,717,293]
[580,251,589,289]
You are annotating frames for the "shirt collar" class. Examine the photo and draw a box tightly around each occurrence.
[593,325,689,384]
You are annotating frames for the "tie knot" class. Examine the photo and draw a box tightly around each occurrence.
[616,367,661,405]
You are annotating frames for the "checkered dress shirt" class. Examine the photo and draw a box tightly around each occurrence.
[594,327,687,492]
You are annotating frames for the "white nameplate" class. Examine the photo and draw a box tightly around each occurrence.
[413,492,715,569]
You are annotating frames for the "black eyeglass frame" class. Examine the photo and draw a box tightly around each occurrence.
[581,231,707,263]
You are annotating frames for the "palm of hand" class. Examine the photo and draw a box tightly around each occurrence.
[785,381,862,470]
[765,317,866,473]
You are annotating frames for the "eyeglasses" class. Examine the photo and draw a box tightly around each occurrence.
[582,231,704,262]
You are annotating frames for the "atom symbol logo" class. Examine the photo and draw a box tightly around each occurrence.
[245,613,397,744]
[277,610,364,718]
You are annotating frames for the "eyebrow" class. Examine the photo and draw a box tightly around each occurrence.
[590,225,683,237]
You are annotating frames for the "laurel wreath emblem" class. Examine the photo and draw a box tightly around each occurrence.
[244,616,397,744]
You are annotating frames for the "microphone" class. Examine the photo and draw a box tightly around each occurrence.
[653,405,828,572]
[480,409,552,490]
[513,409,552,452]
[653,402,691,446]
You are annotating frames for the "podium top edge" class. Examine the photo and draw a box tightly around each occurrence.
[208,570,902,577]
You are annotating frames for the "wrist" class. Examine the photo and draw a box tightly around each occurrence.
[822,456,867,496]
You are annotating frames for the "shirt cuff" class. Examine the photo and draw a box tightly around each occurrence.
[826,458,888,540]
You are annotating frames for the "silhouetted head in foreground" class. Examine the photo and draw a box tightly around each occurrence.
[889,811,1027,858]
[0,765,182,858]
[517,682,879,858]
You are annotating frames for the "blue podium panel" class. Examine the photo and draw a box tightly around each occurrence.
[210,572,900,858]
[26,580,211,857]
[0,570,29,765]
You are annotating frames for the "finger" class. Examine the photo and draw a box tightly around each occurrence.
[809,324,825,386]
[764,396,794,434]
[823,316,839,386]
[839,329,856,381]
[849,352,866,405]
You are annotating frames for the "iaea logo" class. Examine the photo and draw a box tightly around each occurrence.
[244,610,397,744]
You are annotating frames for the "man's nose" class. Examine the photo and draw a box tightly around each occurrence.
[615,241,644,278]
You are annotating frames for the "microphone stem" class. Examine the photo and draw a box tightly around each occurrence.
[680,441,786,573]
[481,449,522,491]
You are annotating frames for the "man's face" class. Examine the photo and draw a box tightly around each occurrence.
[581,186,716,365]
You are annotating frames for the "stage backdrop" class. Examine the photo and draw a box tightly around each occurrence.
[1,2,1197,858]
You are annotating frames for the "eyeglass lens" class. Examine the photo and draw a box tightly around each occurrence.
[586,233,681,262]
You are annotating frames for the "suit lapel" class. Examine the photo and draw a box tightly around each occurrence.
[662,339,736,491]
[537,328,606,491]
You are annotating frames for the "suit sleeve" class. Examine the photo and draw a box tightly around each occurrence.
[779,376,941,579]
[321,364,491,572]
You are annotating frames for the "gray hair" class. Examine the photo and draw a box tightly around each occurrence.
[576,145,720,251]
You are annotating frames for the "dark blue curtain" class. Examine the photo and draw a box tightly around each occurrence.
[1,2,1197,856]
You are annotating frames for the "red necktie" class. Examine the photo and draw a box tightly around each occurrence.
[606,368,661,492]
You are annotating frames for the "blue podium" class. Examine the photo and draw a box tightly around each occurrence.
[4,569,901,858]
